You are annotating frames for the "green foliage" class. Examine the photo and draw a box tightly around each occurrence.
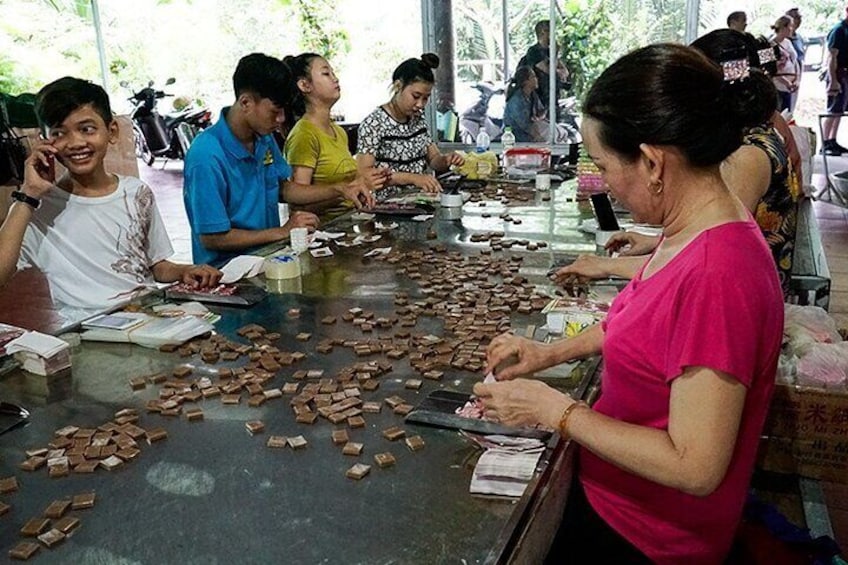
[0,52,38,95]
[560,0,686,102]
[296,0,351,61]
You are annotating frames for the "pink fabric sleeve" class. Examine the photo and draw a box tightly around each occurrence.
[663,266,763,387]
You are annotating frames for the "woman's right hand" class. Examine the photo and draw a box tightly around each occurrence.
[339,178,376,210]
[551,254,612,286]
[413,173,442,194]
[485,333,552,381]
[22,141,59,198]
[604,231,659,256]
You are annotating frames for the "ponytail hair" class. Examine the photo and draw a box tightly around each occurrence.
[690,30,778,129]
[392,53,440,88]
[282,52,321,120]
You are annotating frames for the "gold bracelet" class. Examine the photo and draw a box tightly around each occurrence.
[558,400,588,441]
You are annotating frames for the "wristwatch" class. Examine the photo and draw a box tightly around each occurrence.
[10,190,41,210]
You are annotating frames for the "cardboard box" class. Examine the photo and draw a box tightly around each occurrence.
[758,384,848,483]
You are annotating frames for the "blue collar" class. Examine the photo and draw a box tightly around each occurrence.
[216,107,256,161]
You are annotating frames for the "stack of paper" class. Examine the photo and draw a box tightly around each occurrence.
[6,331,71,376]
[81,312,214,349]
[469,435,545,497]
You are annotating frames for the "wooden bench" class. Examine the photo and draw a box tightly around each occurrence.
[789,198,831,310]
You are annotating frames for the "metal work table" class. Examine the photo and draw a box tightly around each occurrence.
[0,181,603,564]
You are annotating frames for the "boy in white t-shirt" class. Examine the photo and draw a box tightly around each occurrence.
[0,77,221,309]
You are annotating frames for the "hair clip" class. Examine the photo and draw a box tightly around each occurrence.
[722,58,750,82]
[758,48,777,65]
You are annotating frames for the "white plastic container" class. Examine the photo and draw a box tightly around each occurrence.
[290,227,309,253]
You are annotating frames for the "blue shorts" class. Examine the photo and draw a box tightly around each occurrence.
[826,71,848,113]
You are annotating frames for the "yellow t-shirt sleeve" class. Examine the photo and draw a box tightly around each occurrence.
[284,123,321,169]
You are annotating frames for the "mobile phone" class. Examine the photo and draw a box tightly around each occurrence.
[590,192,620,232]
[36,153,56,183]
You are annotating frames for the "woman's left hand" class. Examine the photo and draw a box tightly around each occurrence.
[181,264,223,288]
[473,378,568,428]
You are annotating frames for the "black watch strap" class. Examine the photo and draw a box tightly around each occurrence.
[10,191,41,210]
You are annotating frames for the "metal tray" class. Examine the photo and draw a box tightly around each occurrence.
[405,389,551,439]
[165,283,267,307]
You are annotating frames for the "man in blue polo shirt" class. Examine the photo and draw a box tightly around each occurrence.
[184,53,374,265]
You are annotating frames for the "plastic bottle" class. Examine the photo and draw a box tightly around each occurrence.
[500,127,515,172]
[475,130,490,153]
[501,127,515,153]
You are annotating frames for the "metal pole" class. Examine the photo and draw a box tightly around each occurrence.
[91,0,109,90]
[548,0,556,144]
[684,0,700,44]
[502,0,509,81]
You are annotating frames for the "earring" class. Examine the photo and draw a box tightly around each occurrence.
[650,179,664,195]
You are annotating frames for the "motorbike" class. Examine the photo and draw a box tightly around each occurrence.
[458,82,581,146]
[458,83,504,146]
[122,78,212,166]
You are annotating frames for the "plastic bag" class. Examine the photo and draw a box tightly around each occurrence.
[783,305,842,358]
[789,125,813,196]
[795,341,848,389]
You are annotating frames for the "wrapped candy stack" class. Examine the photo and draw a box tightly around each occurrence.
[576,145,606,194]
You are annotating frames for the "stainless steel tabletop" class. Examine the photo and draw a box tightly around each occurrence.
[0,180,605,564]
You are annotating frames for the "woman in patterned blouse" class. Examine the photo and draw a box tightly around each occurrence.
[554,30,799,298]
[356,53,464,194]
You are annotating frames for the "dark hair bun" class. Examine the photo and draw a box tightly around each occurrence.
[282,55,296,66]
[420,53,440,70]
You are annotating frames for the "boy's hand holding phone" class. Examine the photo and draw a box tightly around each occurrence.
[22,141,59,198]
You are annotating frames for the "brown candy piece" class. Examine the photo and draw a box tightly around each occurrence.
[73,461,99,474]
[374,452,397,468]
[146,428,168,444]
[382,426,406,441]
[345,463,371,480]
[405,435,426,452]
[19,457,46,472]
[37,528,65,548]
[361,401,382,414]
[100,455,124,471]
[71,492,96,510]
[53,516,80,535]
[0,476,19,493]
[245,421,265,435]
[393,404,414,416]
[266,436,288,449]
[20,517,50,537]
[0,501,10,516]
[43,499,71,519]
[8,541,39,561]
[287,435,308,450]
[342,442,364,456]
[129,377,146,391]
[331,429,350,445]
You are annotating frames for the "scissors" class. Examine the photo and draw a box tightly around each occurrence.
[0,401,30,436]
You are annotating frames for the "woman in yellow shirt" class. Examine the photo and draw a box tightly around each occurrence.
[283,53,388,217]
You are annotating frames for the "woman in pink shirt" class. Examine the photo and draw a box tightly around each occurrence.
[475,43,784,564]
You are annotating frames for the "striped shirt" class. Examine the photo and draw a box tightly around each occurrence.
[357,106,432,175]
